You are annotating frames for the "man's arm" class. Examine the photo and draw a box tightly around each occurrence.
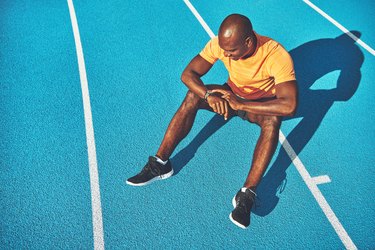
[212,80,298,117]
[180,54,213,98]
[181,54,230,119]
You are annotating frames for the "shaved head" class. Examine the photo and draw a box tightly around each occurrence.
[218,14,256,60]
[219,14,253,41]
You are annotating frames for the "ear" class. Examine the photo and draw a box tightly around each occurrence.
[245,36,252,47]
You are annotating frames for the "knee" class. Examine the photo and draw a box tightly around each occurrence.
[181,90,201,110]
[259,116,281,131]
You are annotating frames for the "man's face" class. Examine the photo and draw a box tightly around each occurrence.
[218,34,255,61]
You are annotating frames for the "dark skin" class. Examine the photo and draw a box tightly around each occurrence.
[156,14,298,190]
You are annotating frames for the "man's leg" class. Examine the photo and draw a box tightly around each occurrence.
[127,85,233,186]
[244,114,281,190]
[229,114,281,229]
[156,84,233,161]
[155,90,205,161]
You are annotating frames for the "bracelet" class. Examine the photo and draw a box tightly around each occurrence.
[204,90,213,102]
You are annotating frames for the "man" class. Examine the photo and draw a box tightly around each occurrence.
[127,14,298,229]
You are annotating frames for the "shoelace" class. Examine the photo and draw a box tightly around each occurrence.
[277,178,287,194]
[236,193,256,213]
[141,161,162,177]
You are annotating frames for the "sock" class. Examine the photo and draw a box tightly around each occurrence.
[154,155,168,165]
[242,187,257,196]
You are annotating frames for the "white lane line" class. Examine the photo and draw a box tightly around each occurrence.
[303,0,375,56]
[312,175,331,185]
[183,1,357,249]
[279,132,356,250]
[67,1,105,249]
[183,0,215,38]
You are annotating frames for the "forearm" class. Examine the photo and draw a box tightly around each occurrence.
[180,71,208,99]
[239,97,297,117]
[180,54,214,99]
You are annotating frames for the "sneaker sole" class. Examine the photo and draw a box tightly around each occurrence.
[232,195,236,208]
[126,169,174,186]
[229,195,248,229]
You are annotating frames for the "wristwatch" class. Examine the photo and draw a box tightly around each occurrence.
[204,90,213,102]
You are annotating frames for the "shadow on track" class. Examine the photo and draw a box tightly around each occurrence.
[255,31,364,216]
[171,114,231,175]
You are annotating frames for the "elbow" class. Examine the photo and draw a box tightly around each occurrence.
[285,107,296,117]
[181,70,191,85]
[285,101,298,117]
[281,97,298,117]
[180,72,187,84]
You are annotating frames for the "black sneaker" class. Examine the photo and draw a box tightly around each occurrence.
[126,156,174,186]
[229,188,256,229]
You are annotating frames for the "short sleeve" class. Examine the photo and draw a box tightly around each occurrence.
[199,37,220,64]
[268,45,296,84]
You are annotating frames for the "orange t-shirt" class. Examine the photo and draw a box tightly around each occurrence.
[199,32,296,100]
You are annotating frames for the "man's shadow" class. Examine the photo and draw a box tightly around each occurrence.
[253,32,364,216]
[171,113,231,175]
[171,32,364,213]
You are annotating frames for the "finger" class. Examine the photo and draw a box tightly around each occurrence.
[211,89,227,95]
[224,100,228,120]
[216,102,223,115]
[222,94,229,100]
[219,100,225,115]
[210,102,217,113]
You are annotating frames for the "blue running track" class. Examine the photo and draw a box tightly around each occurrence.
[1,0,374,249]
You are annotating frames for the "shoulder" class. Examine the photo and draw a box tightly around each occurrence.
[256,33,288,55]
[206,36,220,49]
[254,33,293,68]
[199,36,223,64]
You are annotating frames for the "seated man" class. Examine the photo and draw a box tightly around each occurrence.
[127,14,298,229]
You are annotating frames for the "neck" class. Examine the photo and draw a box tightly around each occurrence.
[241,33,257,59]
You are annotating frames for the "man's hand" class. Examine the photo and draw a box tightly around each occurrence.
[211,89,242,111]
[206,94,229,120]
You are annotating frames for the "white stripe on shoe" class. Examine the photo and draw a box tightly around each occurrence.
[126,169,174,186]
